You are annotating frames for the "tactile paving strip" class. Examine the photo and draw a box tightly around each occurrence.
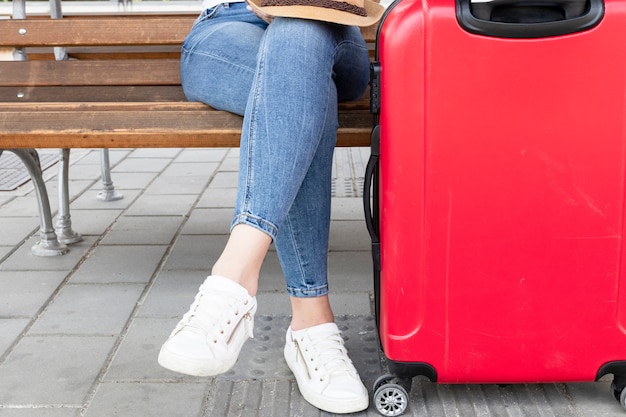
[0,151,59,191]
[218,315,383,385]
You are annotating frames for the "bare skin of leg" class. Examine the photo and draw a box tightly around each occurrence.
[211,224,271,297]
[290,295,335,331]
[212,224,335,331]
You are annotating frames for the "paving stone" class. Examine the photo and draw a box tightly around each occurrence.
[96,172,158,190]
[207,171,238,189]
[161,234,228,272]
[69,245,168,284]
[0,246,12,262]
[127,148,181,158]
[84,382,208,417]
[100,215,184,246]
[329,219,370,251]
[196,187,237,209]
[111,157,172,173]
[64,209,122,237]
[0,408,80,417]
[123,194,197,216]
[0,319,29,357]
[0,271,68,317]
[28,284,144,335]
[136,271,207,319]
[69,189,142,211]
[328,251,374,292]
[104,317,205,382]
[0,236,97,272]
[180,208,233,235]
[0,335,116,405]
[0,218,39,246]
[175,148,228,163]
[144,175,211,196]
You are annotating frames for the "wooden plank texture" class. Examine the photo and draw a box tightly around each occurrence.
[1,15,195,47]
[0,106,372,148]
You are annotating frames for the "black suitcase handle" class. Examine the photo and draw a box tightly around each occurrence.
[457,0,604,38]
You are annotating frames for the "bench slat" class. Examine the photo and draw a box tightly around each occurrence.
[1,15,195,47]
[1,15,377,47]
[0,106,373,148]
[0,86,188,102]
[0,60,181,86]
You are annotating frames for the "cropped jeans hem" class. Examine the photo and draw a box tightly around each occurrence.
[231,213,279,240]
[287,284,329,298]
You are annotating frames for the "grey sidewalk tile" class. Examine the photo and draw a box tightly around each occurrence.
[0,247,12,263]
[0,236,97,272]
[196,188,237,209]
[83,382,208,417]
[66,209,122,237]
[567,380,625,416]
[0,408,80,417]
[176,148,228,163]
[0,194,51,218]
[332,197,367,220]
[101,215,184,246]
[104,317,206,382]
[123,194,197,217]
[254,293,291,317]
[128,148,182,158]
[136,271,206,319]
[28,284,144,335]
[0,271,67,317]
[328,251,374,292]
[67,164,102,181]
[112,157,172,173]
[0,319,29,357]
[162,235,228,272]
[0,217,39,246]
[72,149,130,166]
[328,292,373,316]
[69,189,142,211]
[218,156,240,172]
[159,162,219,178]
[181,208,233,235]
[329,219,370,251]
[144,175,211,196]
[0,335,116,405]
[70,245,168,284]
[258,252,286,292]
[97,172,158,190]
[208,171,238,189]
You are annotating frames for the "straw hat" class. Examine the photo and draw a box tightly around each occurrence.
[246,0,384,27]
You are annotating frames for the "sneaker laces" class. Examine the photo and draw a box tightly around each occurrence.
[302,331,357,381]
[175,282,253,343]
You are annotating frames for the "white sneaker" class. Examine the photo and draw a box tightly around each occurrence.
[158,275,256,376]
[284,323,369,414]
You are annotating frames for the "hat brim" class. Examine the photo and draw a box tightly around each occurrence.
[247,0,384,27]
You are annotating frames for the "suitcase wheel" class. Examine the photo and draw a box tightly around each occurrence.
[611,377,626,411]
[373,374,411,416]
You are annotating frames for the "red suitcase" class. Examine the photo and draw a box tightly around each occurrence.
[364,0,626,415]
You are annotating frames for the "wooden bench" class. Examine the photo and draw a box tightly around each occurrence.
[0,7,376,256]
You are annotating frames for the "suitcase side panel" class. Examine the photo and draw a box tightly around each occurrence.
[377,0,626,383]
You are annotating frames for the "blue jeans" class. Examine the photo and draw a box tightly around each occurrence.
[180,3,370,297]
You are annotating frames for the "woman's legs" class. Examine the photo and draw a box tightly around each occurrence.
[164,8,371,412]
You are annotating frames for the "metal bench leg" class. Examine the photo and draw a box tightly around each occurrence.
[55,149,82,244]
[97,149,123,201]
[9,149,68,256]
[12,0,27,61]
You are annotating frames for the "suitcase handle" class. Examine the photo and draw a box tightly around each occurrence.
[456,0,604,38]
[364,125,381,272]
